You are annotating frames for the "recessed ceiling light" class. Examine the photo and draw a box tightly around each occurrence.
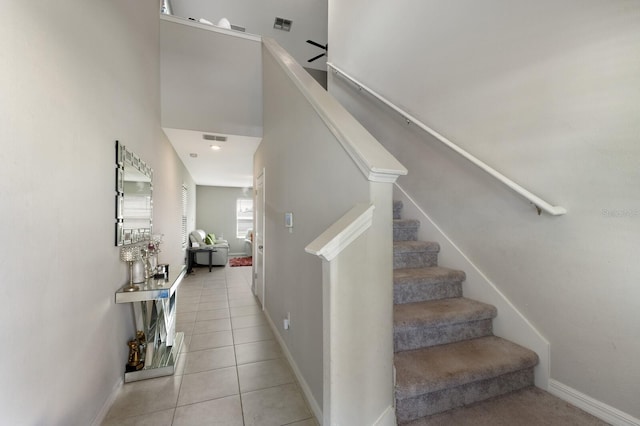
[210,145,221,151]
[189,153,198,158]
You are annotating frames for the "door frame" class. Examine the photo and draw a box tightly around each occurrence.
[254,169,265,309]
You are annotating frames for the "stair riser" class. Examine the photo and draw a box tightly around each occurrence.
[394,227,418,241]
[394,252,438,269]
[396,368,534,423]
[394,282,462,304]
[393,207,402,220]
[394,319,494,352]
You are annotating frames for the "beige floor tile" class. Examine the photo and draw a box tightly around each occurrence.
[235,340,282,365]
[198,289,227,303]
[192,318,232,334]
[200,288,228,298]
[180,334,192,353]
[232,325,274,344]
[228,296,259,307]
[172,395,243,426]
[187,330,233,352]
[241,383,311,426]
[230,304,263,317]
[202,281,227,289]
[284,419,319,426]
[174,349,188,375]
[105,376,182,420]
[238,358,295,393]
[198,300,229,311]
[183,346,236,374]
[177,366,239,406]
[196,308,230,322]
[227,290,254,300]
[176,311,197,324]
[231,313,267,329]
[101,408,174,426]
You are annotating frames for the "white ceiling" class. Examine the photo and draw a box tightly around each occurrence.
[160,17,263,188]
[163,127,261,188]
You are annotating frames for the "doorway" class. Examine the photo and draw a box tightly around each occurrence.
[254,170,265,309]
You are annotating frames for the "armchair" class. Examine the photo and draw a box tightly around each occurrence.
[189,229,229,267]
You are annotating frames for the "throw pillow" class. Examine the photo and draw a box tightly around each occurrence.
[205,233,216,245]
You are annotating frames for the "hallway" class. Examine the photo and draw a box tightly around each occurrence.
[103,265,317,425]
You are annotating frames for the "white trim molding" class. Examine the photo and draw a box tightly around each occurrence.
[263,38,407,184]
[305,203,375,261]
[263,310,323,424]
[549,380,640,426]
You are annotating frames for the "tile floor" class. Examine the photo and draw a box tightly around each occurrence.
[103,265,318,426]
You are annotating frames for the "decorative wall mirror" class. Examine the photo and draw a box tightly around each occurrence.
[115,140,153,246]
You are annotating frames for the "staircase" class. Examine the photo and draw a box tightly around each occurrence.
[393,201,539,424]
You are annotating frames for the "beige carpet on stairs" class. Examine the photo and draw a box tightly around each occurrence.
[403,386,609,426]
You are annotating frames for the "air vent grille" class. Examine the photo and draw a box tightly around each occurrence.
[273,17,292,32]
[203,134,227,142]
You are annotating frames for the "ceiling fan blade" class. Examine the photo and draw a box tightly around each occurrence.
[307,53,326,63]
[306,40,327,50]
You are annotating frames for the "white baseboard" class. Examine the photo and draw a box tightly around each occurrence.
[373,405,396,426]
[264,311,323,425]
[91,377,123,426]
[548,380,639,426]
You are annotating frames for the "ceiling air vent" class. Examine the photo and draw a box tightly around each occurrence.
[203,134,227,142]
[273,17,292,32]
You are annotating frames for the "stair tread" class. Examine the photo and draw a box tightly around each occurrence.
[394,267,466,285]
[393,240,440,254]
[394,297,497,328]
[395,336,539,399]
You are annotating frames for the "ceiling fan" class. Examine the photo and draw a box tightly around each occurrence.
[306,40,328,63]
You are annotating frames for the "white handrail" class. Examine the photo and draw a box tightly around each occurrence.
[305,203,375,261]
[327,62,567,216]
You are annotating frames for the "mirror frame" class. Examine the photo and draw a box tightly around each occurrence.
[115,140,153,246]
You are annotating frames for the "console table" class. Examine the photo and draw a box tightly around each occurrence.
[187,247,217,273]
[115,265,186,382]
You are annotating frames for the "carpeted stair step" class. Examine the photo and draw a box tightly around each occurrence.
[394,267,465,304]
[393,200,403,220]
[395,336,539,422]
[394,298,497,351]
[394,219,420,241]
[394,240,440,269]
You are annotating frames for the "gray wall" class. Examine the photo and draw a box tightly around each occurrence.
[329,0,640,419]
[0,2,195,423]
[196,185,253,255]
[255,41,373,413]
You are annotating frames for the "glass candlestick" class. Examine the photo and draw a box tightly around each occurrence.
[120,246,141,292]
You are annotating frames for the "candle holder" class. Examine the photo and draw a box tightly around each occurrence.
[120,245,141,292]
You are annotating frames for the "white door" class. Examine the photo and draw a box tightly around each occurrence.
[254,170,265,308]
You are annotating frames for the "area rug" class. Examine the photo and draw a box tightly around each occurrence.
[229,256,252,267]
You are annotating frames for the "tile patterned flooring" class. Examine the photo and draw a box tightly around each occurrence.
[103,265,318,426]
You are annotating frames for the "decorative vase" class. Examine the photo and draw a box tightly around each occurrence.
[132,260,145,284]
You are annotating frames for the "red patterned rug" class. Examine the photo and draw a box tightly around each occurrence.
[229,256,252,267]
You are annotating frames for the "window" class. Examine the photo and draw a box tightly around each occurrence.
[182,185,188,248]
[236,198,253,238]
